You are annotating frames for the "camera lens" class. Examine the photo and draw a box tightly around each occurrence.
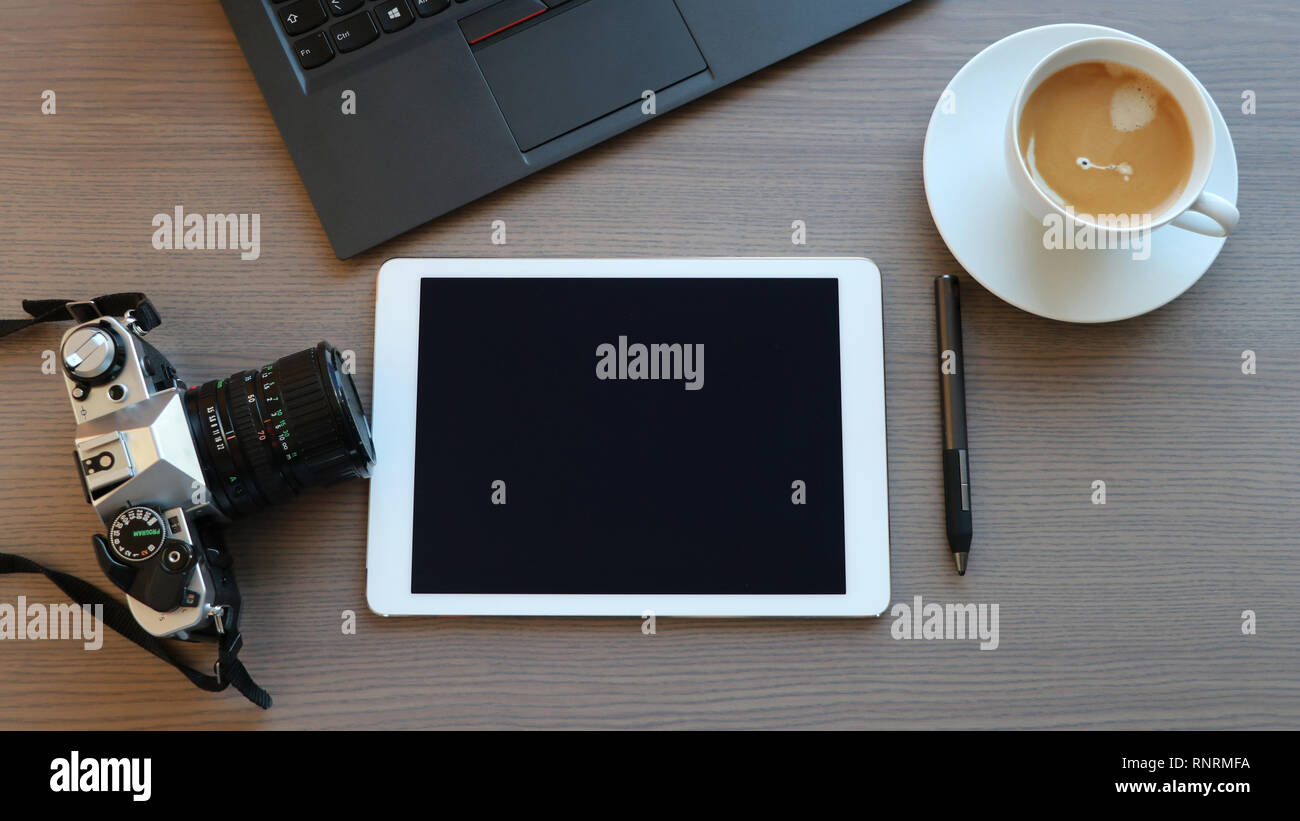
[184,342,375,517]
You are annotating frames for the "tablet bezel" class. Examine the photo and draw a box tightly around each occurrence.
[367,258,890,616]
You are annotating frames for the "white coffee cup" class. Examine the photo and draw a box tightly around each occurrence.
[1005,36,1239,239]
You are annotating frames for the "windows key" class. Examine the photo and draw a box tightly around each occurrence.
[374,1,415,33]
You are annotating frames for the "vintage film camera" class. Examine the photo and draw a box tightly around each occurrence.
[51,295,374,701]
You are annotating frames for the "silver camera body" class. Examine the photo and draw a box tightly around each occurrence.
[60,304,233,640]
[18,293,374,705]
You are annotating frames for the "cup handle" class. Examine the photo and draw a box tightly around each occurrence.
[1169,191,1239,237]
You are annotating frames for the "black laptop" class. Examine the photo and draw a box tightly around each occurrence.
[221,0,909,257]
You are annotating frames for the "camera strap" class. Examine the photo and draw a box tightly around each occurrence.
[0,551,271,708]
[0,292,161,338]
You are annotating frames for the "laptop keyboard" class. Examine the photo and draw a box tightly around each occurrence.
[274,0,575,72]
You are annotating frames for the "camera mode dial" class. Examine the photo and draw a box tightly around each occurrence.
[108,506,168,563]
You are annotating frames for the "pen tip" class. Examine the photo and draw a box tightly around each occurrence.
[954,553,967,576]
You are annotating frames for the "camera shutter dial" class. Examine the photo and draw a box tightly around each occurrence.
[108,506,168,563]
[62,325,121,382]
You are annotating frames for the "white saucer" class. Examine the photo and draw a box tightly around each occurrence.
[923,24,1238,323]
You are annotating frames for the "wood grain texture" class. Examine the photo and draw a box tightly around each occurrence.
[0,0,1296,729]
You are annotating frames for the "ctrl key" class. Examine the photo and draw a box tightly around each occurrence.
[293,31,334,69]
[330,11,381,53]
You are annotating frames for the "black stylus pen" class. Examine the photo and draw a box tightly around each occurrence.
[935,275,972,576]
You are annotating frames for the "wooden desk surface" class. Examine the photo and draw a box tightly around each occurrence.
[1,0,1296,730]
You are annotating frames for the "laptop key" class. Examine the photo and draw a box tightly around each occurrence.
[292,31,335,69]
[325,0,364,16]
[412,0,450,17]
[329,11,381,53]
[374,1,415,33]
[278,0,328,36]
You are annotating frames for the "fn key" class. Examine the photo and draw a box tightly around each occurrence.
[293,32,334,70]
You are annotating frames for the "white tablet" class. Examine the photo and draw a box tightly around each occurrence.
[367,258,890,617]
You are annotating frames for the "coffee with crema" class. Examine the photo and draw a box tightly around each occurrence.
[1017,61,1194,218]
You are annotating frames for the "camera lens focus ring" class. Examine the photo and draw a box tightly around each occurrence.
[228,374,295,507]
[272,343,372,489]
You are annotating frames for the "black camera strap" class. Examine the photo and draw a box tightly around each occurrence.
[0,292,161,339]
[0,551,271,709]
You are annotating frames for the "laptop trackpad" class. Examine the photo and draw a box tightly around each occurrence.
[472,0,707,152]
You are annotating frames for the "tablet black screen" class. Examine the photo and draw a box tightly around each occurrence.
[410,277,845,594]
